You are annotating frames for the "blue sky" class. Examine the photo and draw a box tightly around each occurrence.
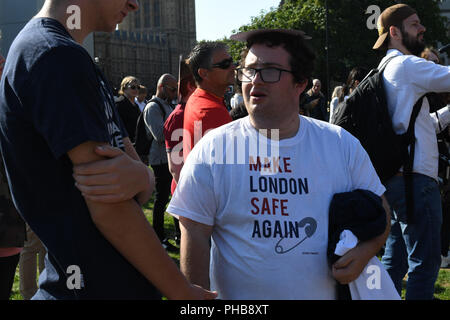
[195,0,281,41]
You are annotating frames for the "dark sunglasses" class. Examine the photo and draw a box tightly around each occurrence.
[211,58,235,70]
[127,84,139,90]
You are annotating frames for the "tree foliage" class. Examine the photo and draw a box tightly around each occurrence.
[220,0,449,98]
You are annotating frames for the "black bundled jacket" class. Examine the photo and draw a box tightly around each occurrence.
[327,189,387,300]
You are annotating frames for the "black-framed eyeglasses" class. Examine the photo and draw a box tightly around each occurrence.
[237,67,293,83]
[211,58,235,70]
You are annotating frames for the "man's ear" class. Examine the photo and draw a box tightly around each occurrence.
[198,68,208,82]
[187,81,196,93]
[389,25,402,41]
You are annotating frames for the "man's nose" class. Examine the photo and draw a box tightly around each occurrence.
[418,23,426,34]
[251,70,264,85]
[128,0,139,12]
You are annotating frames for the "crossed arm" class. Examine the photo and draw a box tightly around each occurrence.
[68,138,216,300]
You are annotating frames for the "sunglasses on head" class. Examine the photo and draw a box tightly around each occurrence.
[211,58,235,70]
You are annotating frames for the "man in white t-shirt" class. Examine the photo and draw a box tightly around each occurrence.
[372,4,450,300]
[167,29,390,299]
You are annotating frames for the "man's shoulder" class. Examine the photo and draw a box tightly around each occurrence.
[9,18,88,70]
[201,118,247,143]
[164,105,185,132]
[186,89,224,110]
[382,50,424,72]
[303,116,354,141]
[146,97,171,114]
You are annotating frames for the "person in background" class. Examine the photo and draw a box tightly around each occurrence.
[183,41,235,161]
[421,47,450,269]
[116,76,142,143]
[329,85,343,123]
[163,59,196,245]
[19,224,46,300]
[300,79,328,121]
[135,85,148,112]
[230,79,248,121]
[144,74,178,252]
[338,67,368,102]
[330,67,368,124]
[372,3,450,299]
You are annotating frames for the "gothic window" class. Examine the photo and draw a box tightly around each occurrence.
[154,0,161,27]
[135,11,141,29]
[144,0,150,28]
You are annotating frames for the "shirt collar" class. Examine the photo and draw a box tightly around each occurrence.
[196,88,225,102]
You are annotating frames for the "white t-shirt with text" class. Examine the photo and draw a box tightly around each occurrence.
[168,115,385,299]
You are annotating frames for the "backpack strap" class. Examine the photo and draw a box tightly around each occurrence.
[378,55,397,73]
[357,55,396,86]
[402,95,426,224]
[147,98,167,119]
[142,98,168,137]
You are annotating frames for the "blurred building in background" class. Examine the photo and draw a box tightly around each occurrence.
[0,0,197,94]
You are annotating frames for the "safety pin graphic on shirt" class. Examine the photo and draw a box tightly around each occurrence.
[275,217,318,254]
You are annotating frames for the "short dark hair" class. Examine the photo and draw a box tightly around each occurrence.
[241,32,316,84]
[341,66,368,97]
[187,41,228,84]
[179,59,195,98]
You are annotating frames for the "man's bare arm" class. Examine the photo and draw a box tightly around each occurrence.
[72,137,154,205]
[178,216,213,289]
[68,141,216,300]
[167,151,183,183]
[332,195,391,284]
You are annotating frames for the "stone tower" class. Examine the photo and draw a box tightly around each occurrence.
[119,0,197,77]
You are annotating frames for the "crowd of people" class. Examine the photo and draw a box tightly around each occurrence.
[0,0,449,301]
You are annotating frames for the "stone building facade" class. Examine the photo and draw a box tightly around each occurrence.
[95,0,197,94]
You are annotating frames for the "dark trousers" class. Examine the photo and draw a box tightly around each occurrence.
[151,163,175,241]
[0,253,20,300]
[441,186,450,256]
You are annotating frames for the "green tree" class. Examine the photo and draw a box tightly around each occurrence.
[221,0,449,98]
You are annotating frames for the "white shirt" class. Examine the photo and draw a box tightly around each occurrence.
[168,116,385,300]
[380,49,450,181]
[230,93,244,109]
[135,97,146,112]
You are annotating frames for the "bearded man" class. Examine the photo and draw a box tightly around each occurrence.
[373,4,450,300]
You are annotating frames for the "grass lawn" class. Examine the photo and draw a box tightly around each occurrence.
[8,196,450,300]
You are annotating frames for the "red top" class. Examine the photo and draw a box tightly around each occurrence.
[183,88,232,161]
[164,103,186,194]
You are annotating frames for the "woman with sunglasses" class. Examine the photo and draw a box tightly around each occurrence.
[116,76,142,143]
